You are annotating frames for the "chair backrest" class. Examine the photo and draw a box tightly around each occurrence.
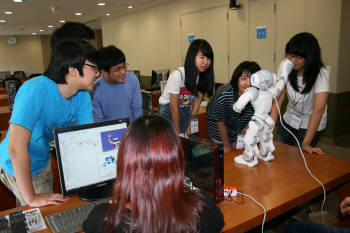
[13,71,26,80]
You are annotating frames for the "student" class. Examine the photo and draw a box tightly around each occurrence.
[284,196,350,233]
[92,45,142,122]
[0,39,99,207]
[83,115,225,233]
[158,39,214,134]
[206,61,260,153]
[50,21,95,48]
[271,32,330,154]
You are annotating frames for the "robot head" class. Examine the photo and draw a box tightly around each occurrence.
[251,70,276,90]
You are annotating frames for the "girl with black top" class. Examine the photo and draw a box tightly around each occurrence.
[83,115,224,233]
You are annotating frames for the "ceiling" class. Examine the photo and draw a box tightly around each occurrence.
[0,0,162,36]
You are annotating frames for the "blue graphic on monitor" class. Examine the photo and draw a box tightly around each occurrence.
[103,155,116,167]
[100,128,126,152]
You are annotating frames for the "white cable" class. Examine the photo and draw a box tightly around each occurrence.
[272,94,326,224]
[237,191,266,233]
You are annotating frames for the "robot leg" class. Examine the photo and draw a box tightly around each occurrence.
[259,120,275,161]
[234,120,260,167]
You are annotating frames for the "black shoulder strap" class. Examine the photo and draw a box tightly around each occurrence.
[175,68,184,82]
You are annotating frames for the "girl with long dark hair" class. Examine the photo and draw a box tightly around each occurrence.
[206,61,261,153]
[158,39,214,134]
[272,32,330,154]
[83,115,224,233]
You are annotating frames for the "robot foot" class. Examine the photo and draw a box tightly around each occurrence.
[234,155,258,167]
[259,152,275,162]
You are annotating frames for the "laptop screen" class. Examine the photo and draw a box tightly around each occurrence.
[54,119,129,196]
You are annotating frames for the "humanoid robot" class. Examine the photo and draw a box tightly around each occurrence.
[233,59,293,167]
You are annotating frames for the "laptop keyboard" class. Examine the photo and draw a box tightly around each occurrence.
[46,198,108,233]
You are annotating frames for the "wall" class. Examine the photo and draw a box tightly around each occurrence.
[100,0,346,140]
[327,0,350,143]
[101,0,342,90]
[0,35,45,76]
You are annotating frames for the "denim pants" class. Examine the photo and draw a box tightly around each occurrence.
[284,221,350,233]
[275,118,322,147]
[158,104,191,133]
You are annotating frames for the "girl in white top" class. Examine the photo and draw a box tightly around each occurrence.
[272,32,330,155]
[158,39,214,134]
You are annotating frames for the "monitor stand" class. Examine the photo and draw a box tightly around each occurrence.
[77,184,113,202]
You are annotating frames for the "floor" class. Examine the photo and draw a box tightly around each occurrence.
[246,136,350,233]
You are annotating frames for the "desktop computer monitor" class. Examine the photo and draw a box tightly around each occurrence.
[149,69,169,90]
[54,118,129,202]
[128,70,140,81]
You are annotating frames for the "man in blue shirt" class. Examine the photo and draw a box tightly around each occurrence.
[0,39,99,207]
[92,46,142,123]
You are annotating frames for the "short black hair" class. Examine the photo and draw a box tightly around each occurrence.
[184,39,214,97]
[50,22,95,48]
[44,39,97,84]
[97,46,125,72]
[230,61,261,92]
[286,32,323,94]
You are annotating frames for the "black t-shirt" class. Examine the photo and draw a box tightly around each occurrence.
[82,192,225,233]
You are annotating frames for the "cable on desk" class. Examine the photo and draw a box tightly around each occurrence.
[272,94,326,224]
[237,191,266,233]
[223,189,245,204]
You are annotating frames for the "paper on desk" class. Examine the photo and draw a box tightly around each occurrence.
[23,208,47,233]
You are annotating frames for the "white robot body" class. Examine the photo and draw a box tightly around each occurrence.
[233,59,293,167]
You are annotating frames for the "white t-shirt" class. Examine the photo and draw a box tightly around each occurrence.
[283,67,330,131]
[159,67,198,107]
[159,67,185,105]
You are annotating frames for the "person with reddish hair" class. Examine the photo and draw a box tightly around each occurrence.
[83,115,224,233]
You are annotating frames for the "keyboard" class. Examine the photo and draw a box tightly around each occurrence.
[46,198,108,233]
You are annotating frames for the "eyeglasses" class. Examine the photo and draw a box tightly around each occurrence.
[84,63,99,74]
[110,63,128,73]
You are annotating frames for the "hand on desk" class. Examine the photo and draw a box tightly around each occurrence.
[27,193,68,207]
[302,144,324,155]
[340,196,350,216]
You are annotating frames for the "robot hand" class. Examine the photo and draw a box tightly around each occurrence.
[277,58,293,82]
[233,102,243,113]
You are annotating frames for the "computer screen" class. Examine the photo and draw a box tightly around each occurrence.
[128,70,140,81]
[141,90,153,115]
[151,69,169,88]
[54,119,129,201]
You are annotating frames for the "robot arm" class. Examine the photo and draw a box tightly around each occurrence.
[270,58,293,98]
[233,87,258,113]
[277,58,293,83]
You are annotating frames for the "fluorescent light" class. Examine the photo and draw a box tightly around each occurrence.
[75,12,82,16]
[13,0,23,2]
[48,25,53,28]
[106,13,111,16]
[97,2,105,6]
[59,20,65,23]
[39,29,44,32]
[128,5,133,9]
[4,11,13,15]
[0,20,6,23]
[32,32,37,35]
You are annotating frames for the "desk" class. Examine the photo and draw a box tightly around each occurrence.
[1,142,350,233]
[218,141,350,232]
